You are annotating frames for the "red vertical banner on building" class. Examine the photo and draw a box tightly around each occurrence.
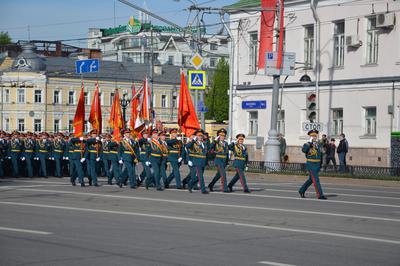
[258,0,277,70]
[73,82,85,137]
[276,0,285,70]
[89,81,102,134]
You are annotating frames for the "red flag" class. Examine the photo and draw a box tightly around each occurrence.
[178,72,199,136]
[134,77,151,130]
[89,81,102,134]
[129,83,140,130]
[73,82,85,137]
[258,0,277,70]
[109,89,124,141]
[276,0,285,70]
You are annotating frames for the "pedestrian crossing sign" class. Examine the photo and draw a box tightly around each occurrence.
[188,70,206,90]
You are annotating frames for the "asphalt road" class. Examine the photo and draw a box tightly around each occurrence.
[1,171,400,266]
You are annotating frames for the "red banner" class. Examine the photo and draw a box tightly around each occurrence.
[89,81,102,134]
[73,82,85,137]
[178,72,200,137]
[258,0,277,70]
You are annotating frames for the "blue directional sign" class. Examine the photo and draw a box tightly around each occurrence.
[197,100,209,113]
[188,70,206,90]
[241,100,267,109]
[75,59,100,74]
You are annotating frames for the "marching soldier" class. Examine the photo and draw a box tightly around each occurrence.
[145,129,163,191]
[86,129,102,187]
[9,131,22,177]
[228,133,250,193]
[186,129,208,194]
[165,128,183,189]
[53,133,66,178]
[298,130,327,200]
[181,134,195,189]
[159,131,169,187]
[69,136,86,186]
[107,134,122,187]
[118,129,139,189]
[36,132,51,178]
[138,131,151,186]
[208,129,229,192]
[0,131,6,177]
[101,134,112,185]
[22,132,36,178]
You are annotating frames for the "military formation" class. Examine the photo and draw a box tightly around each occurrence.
[0,128,251,194]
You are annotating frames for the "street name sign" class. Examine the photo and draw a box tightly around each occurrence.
[242,100,267,109]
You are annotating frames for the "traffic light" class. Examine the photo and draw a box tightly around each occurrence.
[306,91,317,122]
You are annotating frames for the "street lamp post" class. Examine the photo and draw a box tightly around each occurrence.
[120,91,131,128]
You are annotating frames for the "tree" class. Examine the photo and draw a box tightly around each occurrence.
[205,57,229,123]
[0,31,12,46]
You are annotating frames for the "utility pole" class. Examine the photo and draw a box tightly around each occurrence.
[264,0,282,165]
[196,11,205,130]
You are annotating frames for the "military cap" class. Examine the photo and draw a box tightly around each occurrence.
[194,129,204,136]
[307,129,319,136]
[169,128,178,134]
[236,133,245,139]
[151,129,159,135]
[121,128,131,135]
[217,128,227,136]
[158,130,167,136]
[89,129,98,135]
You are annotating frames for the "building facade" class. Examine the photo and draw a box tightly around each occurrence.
[228,0,400,166]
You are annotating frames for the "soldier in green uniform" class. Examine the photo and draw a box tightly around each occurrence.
[86,129,102,187]
[0,131,6,177]
[53,133,66,178]
[118,129,140,189]
[145,129,164,191]
[9,131,22,177]
[159,131,169,187]
[298,130,327,200]
[101,134,112,184]
[138,131,151,186]
[208,129,230,192]
[228,134,250,193]
[187,129,208,194]
[181,134,195,189]
[69,136,86,186]
[107,134,122,187]
[164,128,183,189]
[21,132,36,178]
[35,132,51,178]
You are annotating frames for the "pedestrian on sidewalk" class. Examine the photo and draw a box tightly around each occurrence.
[337,133,349,173]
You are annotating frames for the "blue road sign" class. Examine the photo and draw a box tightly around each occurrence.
[75,59,100,74]
[197,100,209,112]
[267,52,274,60]
[241,100,267,109]
[188,70,206,90]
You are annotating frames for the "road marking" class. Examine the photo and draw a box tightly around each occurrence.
[0,226,52,235]
[11,188,400,223]
[1,180,67,185]
[258,261,297,266]
[0,184,67,189]
[1,201,399,245]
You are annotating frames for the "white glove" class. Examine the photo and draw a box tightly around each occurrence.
[177,137,182,140]
[245,166,249,171]
[100,138,104,142]
[119,159,123,164]
[51,157,55,160]
[65,157,69,160]
[96,137,100,141]
[21,157,26,161]
[7,156,11,159]
[147,138,151,142]
[193,136,197,141]
[178,157,183,163]
[79,137,84,141]
[62,156,65,160]
[80,158,86,163]
[145,161,151,166]
[215,136,220,141]
[233,140,237,144]
[309,137,314,143]
[188,161,193,167]
[96,157,101,162]
[34,157,38,160]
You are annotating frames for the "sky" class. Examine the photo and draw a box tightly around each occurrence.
[0,0,237,47]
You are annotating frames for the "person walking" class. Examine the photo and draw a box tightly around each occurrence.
[337,133,349,173]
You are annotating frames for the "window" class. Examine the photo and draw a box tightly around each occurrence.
[277,110,285,135]
[190,40,196,49]
[332,108,343,136]
[333,21,345,66]
[167,56,174,65]
[34,90,42,103]
[366,17,379,64]
[68,119,73,133]
[304,25,314,68]
[110,92,115,106]
[210,57,218,68]
[210,43,218,50]
[4,118,10,131]
[4,89,10,103]
[364,107,376,135]
[84,92,89,105]
[17,89,25,103]
[182,55,189,66]
[84,120,89,133]
[54,119,60,132]
[53,90,60,104]
[34,119,42,132]
[249,111,258,136]
[249,32,258,73]
[68,91,75,104]
[172,95,177,108]
[18,118,25,132]
[161,95,167,108]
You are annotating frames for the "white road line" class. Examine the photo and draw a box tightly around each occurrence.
[0,226,52,235]
[1,180,65,185]
[0,201,399,245]
[11,188,400,223]
[0,184,68,189]
[258,261,297,266]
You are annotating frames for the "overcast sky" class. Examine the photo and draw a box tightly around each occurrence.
[0,0,236,47]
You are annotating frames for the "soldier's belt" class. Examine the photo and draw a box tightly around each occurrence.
[11,149,21,152]
[103,151,110,154]
[39,150,48,153]
[54,150,63,153]
[168,150,179,153]
[307,159,321,163]
[24,150,34,153]
[72,150,83,153]
[150,153,162,157]
[109,151,118,154]
[89,150,98,153]
[216,155,227,159]
[235,157,246,161]
[191,154,206,159]
[140,152,146,154]
[124,151,134,154]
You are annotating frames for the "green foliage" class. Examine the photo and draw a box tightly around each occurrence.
[0,31,12,46]
[205,58,229,123]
